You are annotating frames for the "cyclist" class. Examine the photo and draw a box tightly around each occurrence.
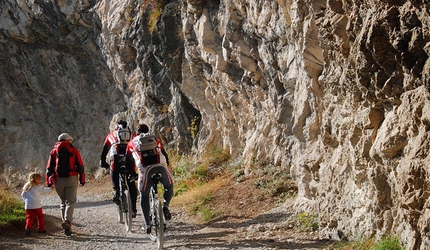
[100,120,138,217]
[126,124,174,234]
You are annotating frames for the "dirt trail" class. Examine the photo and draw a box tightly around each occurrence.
[0,178,333,250]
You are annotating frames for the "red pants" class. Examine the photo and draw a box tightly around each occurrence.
[25,208,45,231]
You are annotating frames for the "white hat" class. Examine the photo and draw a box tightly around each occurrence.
[58,133,73,142]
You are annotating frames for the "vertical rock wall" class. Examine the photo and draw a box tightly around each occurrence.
[171,0,430,248]
[0,0,124,180]
[307,1,430,248]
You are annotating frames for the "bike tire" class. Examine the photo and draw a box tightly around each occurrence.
[124,189,133,232]
[117,201,123,223]
[148,189,157,242]
[156,198,165,249]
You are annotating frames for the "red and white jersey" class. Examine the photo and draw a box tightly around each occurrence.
[126,133,172,192]
[103,128,135,170]
[126,134,166,170]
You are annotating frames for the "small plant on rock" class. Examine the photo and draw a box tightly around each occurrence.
[295,212,319,232]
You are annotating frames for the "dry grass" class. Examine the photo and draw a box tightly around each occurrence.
[148,3,162,33]
[171,174,229,208]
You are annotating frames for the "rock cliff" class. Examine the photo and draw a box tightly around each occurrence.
[1,0,430,248]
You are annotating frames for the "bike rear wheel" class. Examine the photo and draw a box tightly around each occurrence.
[149,198,165,249]
[124,189,133,232]
[117,200,123,223]
[148,191,157,242]
[156,198,165,249]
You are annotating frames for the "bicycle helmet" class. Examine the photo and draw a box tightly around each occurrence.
[117,120,128,129]
[58,133,73,142]
[117,128,131,143]
[116,120,131,143]
[137,124,149,134]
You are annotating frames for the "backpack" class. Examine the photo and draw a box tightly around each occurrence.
[136,134,159,166]
[56,146,73,177]
[113,143,127,167]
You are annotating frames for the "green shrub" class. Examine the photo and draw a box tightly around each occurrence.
[188,116,200,139]
[0,186,25,228]
[330,235,405,250]
[296,212,319,232]
[192,164,209,182]
[190,194,219,222]
[372,236,405,250]
[174,182,188,196]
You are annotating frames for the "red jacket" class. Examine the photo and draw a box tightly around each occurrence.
[46,141,85,186]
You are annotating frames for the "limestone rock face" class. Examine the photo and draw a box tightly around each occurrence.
[1,0,430,248]
[0,0,125,180]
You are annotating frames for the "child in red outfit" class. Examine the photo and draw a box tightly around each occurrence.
[21,172,53,235]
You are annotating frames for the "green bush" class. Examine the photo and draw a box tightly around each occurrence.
[190,194,219,222]
[0,187,25,228]
[296,212,319,232]
[330,235,405,250]
[372,236,405,250]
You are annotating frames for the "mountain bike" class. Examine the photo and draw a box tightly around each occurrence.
[148,172,165,249]
[117,164,135,232]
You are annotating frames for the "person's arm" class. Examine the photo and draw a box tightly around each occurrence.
[100,144,110,169]
[126,140,136,172]
[40,185,53,193]
[45,149,56,186]
[161,148,169,166]
[156,138,170,165]
[74,148,86,186]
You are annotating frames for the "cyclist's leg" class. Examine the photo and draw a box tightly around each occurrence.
[159,166,174,207]
[128,179,138,214]
[140,172,153,229]
[161,179,174,207]
[110,168,120,201]
[159,166,173,220]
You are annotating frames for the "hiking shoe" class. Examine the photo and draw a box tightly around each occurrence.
[25,228,31,236]
[142,224,151,234]
[62,221,72,236]
[112,192,120,204]
[163,206,172,220]
[38,230,47,233]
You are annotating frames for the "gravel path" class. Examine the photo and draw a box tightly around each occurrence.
[0,181,333,250]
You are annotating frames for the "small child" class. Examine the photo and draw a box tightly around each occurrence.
[21,172,53,235]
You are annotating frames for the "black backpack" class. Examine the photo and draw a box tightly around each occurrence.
[56,146,73,177]
[113,144,128,167]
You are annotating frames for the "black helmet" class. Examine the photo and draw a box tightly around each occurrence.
[117,120,128,129]
[137,124,149,134]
